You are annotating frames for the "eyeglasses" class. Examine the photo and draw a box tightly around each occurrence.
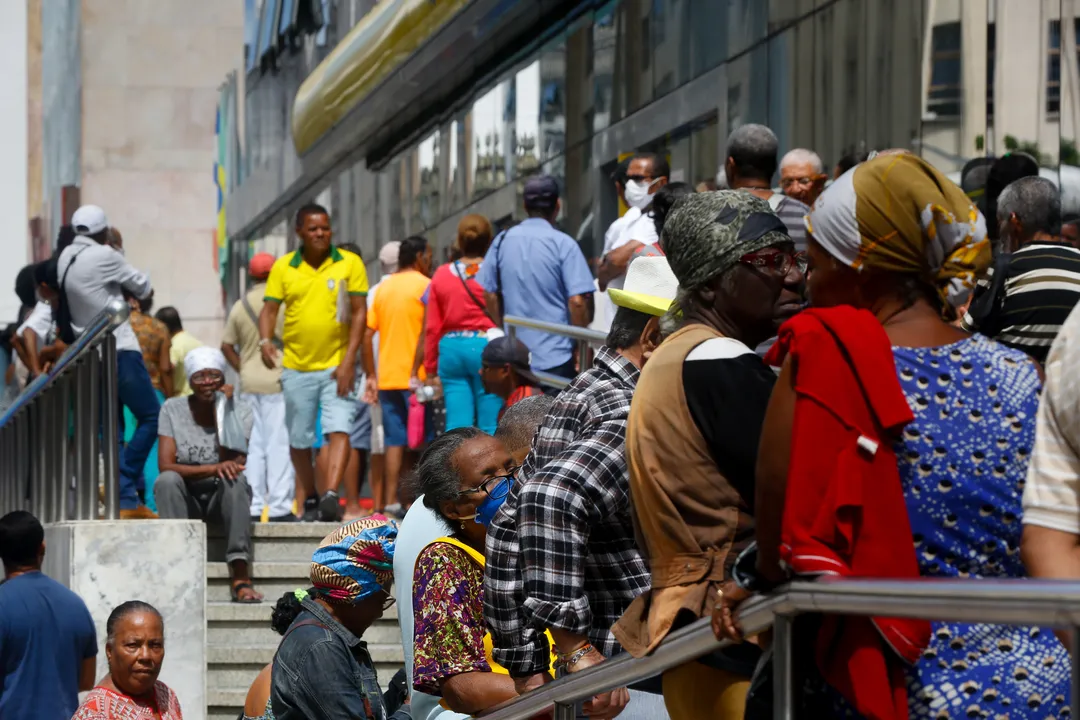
[379,588,396,611]
[780,176,822,189]
[190,371,223,385]
[740,248,807,276]
[458,471,518,500]
[625,173,654,182]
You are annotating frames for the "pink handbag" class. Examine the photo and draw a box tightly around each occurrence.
[407,393,426,450]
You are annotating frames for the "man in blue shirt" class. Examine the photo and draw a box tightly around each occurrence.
[478,176,595,380]
[0,511,98,719]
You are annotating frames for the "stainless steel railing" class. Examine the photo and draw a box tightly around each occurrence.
[482,577,1080,720]
[0,299,129,521]
[503,315,607,389]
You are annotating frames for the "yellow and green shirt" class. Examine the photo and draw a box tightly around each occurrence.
[264,247,369,372]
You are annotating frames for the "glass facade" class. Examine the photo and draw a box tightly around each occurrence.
[229,0,1080,297]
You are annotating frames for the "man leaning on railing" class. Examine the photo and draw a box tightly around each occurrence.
[56,205,159,519]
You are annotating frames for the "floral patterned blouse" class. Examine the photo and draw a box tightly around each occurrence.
[130,310,169,394]
[412,540,491,695]
[71,682,183,720]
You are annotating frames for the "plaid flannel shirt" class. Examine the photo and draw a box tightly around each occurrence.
[483,346,650,676]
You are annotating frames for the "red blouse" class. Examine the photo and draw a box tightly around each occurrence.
[425,262,496,374]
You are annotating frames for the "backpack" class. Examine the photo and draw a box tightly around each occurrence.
[53,246,89,344]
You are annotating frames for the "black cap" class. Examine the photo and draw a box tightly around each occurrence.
[523,175,559,210]
[482,337,542,385]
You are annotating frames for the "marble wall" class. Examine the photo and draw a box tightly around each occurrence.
[44,520,207,720]
[78,0,246,347]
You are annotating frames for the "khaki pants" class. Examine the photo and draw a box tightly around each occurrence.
[662,661,750,720]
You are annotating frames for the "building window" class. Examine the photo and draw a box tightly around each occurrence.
[928,22,961,119]
[1049,20,1061,116]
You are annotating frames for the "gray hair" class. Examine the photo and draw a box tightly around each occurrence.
[726,124,779,181]
[780,148,824,175]
[495,395,554,457]
[415,427,486,529]
[996,176,1061,237]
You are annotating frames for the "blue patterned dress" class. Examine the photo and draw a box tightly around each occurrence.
[892,335,1071,718]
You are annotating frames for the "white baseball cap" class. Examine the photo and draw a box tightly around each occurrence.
[71,205,109,235]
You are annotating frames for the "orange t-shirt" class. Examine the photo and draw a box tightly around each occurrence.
[367,269,430,391]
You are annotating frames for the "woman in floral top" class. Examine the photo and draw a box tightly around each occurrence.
[411,427,520,714]
[71,601,183,720]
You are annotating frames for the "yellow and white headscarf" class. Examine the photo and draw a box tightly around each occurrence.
[806,152,990,311]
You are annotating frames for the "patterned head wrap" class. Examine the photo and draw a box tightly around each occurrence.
[661,190,792,292]
[806,152,990,310]
[310,515,397,605]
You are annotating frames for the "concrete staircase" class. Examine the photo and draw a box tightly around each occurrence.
[206,522,405,720]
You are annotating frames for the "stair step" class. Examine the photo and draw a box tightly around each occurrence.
[207,561,307,603]
[207,643,405,666]
[206,600,398,622]
[210,522,345,562]
[208,664,402,691]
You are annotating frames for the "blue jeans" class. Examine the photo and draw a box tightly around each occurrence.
[117,351,161,510]
[438,334,502,434]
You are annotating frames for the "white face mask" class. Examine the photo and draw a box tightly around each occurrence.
[624,179,658,210]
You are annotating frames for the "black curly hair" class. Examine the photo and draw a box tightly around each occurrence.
[270,590,309,635]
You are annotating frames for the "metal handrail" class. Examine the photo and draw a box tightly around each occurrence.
[482,577,1080,720]
[503,316,607,390]
[0,299,129,521]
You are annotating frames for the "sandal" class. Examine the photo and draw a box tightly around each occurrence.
[231,581,264,604]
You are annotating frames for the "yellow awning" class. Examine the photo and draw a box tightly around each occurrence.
[292,0,472,156]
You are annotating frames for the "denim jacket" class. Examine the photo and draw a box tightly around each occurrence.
[271,598,411,720]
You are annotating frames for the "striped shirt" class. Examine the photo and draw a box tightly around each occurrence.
[770,193,810,253]
[1023,302,1080,533]
[963,241,1080,363]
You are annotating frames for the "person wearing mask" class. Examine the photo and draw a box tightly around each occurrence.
[963,176,1080,363]
[155,347,262,603]
[597,153,670,293]
[487,257,680,720]
[478,176,595,380]
[223,252,295,522]
[724,124,810,252]
[611,194,799,720]
[59,204,158,520]
[260,204,369,523]
[410,429,542,715]
[364,235,432,517]
[719,153,1069,717]
[630,181,695,261]
[271,517,411,720]
[393,396,552,720]
[71,602,183,720]
[0,511,97,720]
[779,148,828,208]
[156,306,204,397]
[422,215,501,433]
[478,337,545,417]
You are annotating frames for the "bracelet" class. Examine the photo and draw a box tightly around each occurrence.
[258,339,271,347]
[554,644,596,670]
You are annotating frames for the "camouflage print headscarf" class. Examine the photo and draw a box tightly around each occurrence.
[661,190,792,292]
[806,152,990,310]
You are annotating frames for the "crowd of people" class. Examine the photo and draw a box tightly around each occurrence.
[8,118,1080,719]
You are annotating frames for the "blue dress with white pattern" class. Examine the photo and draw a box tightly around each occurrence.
[893,334,1071,719]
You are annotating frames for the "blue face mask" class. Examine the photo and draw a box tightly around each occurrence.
[473,475,514,527]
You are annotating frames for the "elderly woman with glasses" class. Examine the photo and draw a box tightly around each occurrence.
[155,347,261,603]
[409,427,535,715]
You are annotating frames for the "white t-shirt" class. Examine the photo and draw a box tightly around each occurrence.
[598,207,661,331]
[17,302,54,345]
